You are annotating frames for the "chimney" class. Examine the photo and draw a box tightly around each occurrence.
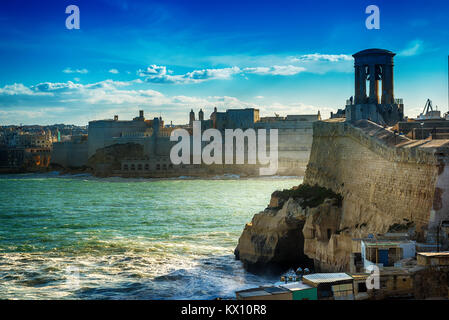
[114,115,118,121]
[139,110,144,118]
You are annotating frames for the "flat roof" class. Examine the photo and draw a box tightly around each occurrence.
[363,240,415,247]
[237,290,272,298]
[263,286,289,294]
[303,273,353,284]
[418,252,449,258]
[350,273,370,281]
[279,282,313,291]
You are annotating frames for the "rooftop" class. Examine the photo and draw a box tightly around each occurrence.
[279,282,313,291]
[418,252,449,258]
[303,273,353,285]
[353,48,396,57]
[363,240,415,247]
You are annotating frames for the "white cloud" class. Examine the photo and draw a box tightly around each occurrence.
[108,69,119,74]
[291,53,352,62]
[63,68,89,74]
[398,40,424,57]
[243,65,305,76]
[0,79,325,125]
[184,66,241,81]
[138,65,169,77]
[138,65,241,84]
[0,83,43,96]
[137,52,352,84]
[138,64,305,84]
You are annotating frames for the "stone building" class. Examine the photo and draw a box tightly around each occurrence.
[87,110,161,158]
[58,107,321,177]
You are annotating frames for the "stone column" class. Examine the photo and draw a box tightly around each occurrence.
[354,65,361,104]
[368,64,379,104]
[381,64,387,104]
[383,64,394,104]
[380,64,395,104]
[360,66,367,104]
[355,65,367,104]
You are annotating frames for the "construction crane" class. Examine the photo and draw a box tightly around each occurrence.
[417,99,442,120]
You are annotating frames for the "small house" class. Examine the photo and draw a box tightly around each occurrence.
[417,252,449,266]
[236,282,318,301]
[279,282,318,300]
[302,273,354,300]
[361,238,415,269]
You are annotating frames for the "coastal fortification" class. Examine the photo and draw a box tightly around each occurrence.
[52,109,318,177]
[303,119,449,271]
[235,48,449,273]
[235,119,449,273]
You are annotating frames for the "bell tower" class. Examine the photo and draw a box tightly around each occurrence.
[347,49,403,126]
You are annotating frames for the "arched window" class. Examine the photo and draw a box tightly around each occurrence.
[156,164,160,170]
[144,164,149,170]
[137,164,143,171]
[123,164,129,171]
[131,164,136,170]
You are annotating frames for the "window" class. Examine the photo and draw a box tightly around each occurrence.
[144,164,149,170]
[131,164,135,171]
[123,164,129,171]
[137,164,143,171]
[156,164,160,170]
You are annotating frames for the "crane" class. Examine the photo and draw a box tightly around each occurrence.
[417,99,441,120]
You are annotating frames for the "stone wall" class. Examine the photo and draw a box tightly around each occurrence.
[303,119,449,271]
[51,139,88,168]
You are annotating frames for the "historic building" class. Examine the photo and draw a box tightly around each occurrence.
[344,49,404,126]
[52,107,321,176]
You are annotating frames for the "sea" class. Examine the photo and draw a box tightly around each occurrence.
[0,172,302,299]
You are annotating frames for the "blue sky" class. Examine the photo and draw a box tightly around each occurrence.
[0,0,448,125]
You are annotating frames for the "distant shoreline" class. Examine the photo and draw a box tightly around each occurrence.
[0,170,303,182]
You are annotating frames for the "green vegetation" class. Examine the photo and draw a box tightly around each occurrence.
[272,184,343,209]
[388,221,415,232]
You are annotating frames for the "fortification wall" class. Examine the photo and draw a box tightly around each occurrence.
[87,120,148,157]
[303,119,449,271]
[51,141,88,168]
[276,127,313,175]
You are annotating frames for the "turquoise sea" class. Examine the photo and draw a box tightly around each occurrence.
[0,173,302,299]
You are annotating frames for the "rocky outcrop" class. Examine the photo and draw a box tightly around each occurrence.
[234,185,341,274]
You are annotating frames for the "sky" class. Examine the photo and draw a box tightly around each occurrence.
[0,0,448,125]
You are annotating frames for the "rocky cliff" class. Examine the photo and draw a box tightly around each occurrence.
[234,184,341,274]
[235,119,449,273]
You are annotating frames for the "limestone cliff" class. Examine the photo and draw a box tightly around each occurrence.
[236,119,449,273]
[234,184,341,274]
[302,119,449,271]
